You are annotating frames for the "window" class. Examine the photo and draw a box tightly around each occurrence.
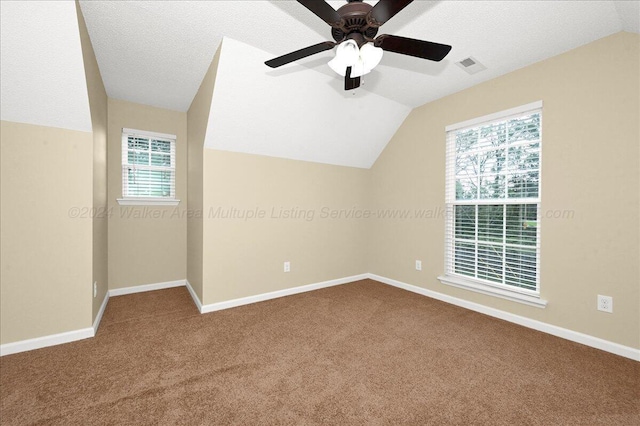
[438,101,546,307]
[117,128,179,206]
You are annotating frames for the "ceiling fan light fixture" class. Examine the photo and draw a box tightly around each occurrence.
[338,39,360,65]
[329,41,383,78]
[328,39,360,76]
[328,56,347,76]
[360,43,383,72]
[350,58,366,78]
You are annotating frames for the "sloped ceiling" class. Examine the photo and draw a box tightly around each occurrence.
[614,1,640,33]
[4,1,637,168]
[206,38,410,168]
[78,0,635,112]
[0,1,91,132]
[76,1,638,169]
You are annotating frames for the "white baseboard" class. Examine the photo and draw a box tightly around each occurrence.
[2,291,110,356]
[4,274,637,362]
[185,279,203,312]
[92,291,110,334]
[367,273,640,362]
[0,327,94,357]
[108,279,186,297]
[1,280,189,356]
[199,274,369,314]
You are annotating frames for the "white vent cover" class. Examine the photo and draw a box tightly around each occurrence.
[455,56,487,75]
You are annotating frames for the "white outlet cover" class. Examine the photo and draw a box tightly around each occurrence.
[416,260,422,271]
[597,295,613,313]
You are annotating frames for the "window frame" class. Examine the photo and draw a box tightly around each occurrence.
[117,128,180,206]
[438,101,547,308]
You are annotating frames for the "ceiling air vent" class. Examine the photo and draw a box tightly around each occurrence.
[455,56,486,75]
[460,58,475,67]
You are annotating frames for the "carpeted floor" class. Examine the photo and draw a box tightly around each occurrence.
[1,279,638,425]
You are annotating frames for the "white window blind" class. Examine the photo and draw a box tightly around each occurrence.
[444,102,542,296]
[121,129,176,200]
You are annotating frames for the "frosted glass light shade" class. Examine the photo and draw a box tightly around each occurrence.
[360,43,383,71]
[350,58,366,78]
[328,40,360,76]
[329,41,384,78]
[328,56,347,77]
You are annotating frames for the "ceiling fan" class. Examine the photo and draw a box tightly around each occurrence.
[265,0,452,91]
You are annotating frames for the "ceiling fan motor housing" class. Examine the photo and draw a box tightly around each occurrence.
[332,0,379,45]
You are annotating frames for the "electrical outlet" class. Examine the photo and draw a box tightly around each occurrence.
[415,260,422,271]
[597,295,612,313]
[284,261,290,273]
[93,281,97,298]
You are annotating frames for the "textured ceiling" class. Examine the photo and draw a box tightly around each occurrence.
[205,37,410,168]
[614,1,640,33]
[1,1,91,132]
[79,0,636,113]
[3,1,634,169]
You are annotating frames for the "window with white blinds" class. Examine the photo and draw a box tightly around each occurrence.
[442,102,542,300]
[121,128,176,202]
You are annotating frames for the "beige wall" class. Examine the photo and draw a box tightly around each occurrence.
[107,99,187,290]
[0,121,93,344]
[369,32,640,349]
[187,47,221,302]
[201,150,369,304]
[77,2,108,321]
[3,28,636,355]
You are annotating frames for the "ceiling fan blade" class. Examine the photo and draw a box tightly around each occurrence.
[297,0,341,26]
[375,35,452,62]
[344,66,361,91]
[368,0,414,26]
[265,41,336,68]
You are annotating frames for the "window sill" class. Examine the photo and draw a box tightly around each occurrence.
[117,198,180,206]
[437,274,547,308]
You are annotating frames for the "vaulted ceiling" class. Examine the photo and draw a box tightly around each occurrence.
[78,0,639,111]
[2,1,638,168]
[1,1,92,132]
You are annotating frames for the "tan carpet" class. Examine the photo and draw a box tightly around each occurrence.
[1,280,638,425]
